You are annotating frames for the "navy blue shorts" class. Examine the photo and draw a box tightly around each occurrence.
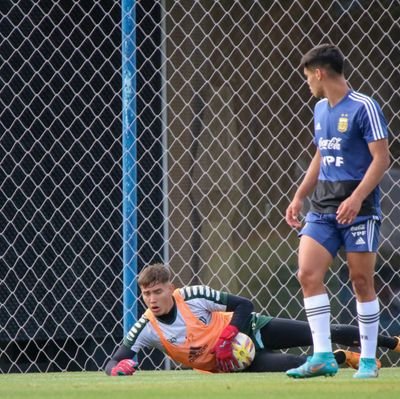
[300,212,381,258]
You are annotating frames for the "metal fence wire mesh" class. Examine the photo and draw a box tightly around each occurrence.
[0,0,399,372]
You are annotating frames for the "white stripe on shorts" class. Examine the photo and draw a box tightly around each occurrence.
[367,219,375,251]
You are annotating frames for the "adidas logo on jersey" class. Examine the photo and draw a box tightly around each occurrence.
[355,237,366,245]
[316,122,322,130]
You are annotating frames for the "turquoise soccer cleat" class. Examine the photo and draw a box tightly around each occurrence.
[353,358,379,379]
[286,352,338,379]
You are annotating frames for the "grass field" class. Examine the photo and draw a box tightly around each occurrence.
[1,369,400,399]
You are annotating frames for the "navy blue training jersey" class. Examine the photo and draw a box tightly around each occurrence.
[310,90,388,216]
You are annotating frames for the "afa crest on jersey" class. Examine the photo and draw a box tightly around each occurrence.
[337,114,348,133]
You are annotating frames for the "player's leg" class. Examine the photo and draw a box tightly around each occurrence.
[246,350,352,373]
[259,318,313,349]
[347,251,377,302]
[262,318,368,349]
[259,318,397,370]
[343,218,381,378]
[347,251,379,378]
[286,216,340,378]
[260,317,398,351]
[331,323,400,352]
[246,351,306,372]
[297,235,334,354]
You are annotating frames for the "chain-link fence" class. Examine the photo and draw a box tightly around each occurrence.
[1,0,399,372]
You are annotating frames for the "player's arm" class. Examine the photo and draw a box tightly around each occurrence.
[225,293,254,332]
[105,313,152,376]
[336,139,390,224]
[214,293,254,372]
[286,148,321,228]
[105,344,137,376]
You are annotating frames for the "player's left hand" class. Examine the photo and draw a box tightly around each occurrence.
[336,195,362,224]
[111,359,137,376]
[214,325,240,372]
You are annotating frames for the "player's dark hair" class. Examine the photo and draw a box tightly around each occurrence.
[301,44,344,75]
[138,263,172,288]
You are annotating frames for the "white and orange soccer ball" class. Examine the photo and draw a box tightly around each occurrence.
[231,332,255,371]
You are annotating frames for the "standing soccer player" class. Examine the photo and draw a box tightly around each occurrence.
[285,44,390,379]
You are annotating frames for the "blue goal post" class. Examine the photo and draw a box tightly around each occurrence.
[121,0,137,336]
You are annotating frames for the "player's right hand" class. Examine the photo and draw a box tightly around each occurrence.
[214,325,240,372]
[111,359,137,376]
[285,198,303,229]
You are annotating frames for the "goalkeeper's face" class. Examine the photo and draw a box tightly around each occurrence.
[141,282,175,316]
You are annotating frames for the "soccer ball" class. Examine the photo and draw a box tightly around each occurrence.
[231,332,255,371]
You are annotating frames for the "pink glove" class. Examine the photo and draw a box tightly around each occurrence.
[213,325,239,372]
[111,359,137,376]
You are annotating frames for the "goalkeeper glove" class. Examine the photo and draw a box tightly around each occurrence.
[214,325,239,372]
[111,359,137,376]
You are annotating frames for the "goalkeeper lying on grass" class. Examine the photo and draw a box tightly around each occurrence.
[105,263,400,376]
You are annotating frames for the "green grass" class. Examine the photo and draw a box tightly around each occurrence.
[1,369,400,399]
